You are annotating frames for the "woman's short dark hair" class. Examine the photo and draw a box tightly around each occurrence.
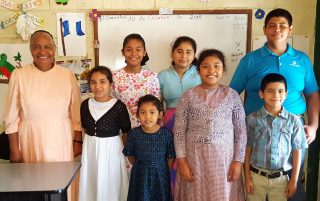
[30,30,54,45]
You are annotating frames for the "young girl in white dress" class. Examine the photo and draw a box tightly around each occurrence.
[78,66,131,201]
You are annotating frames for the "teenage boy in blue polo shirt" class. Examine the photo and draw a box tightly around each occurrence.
[245,73,307,201]
[230,8,319,201]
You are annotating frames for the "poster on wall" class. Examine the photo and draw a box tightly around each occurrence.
[0,44,33,83]
[56,13,86,56]
[56,59,92,96]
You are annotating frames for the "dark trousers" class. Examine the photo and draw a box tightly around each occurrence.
[287,148,306,201]
[287,117,307,201]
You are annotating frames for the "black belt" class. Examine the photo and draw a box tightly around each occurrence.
[250,166,290,179]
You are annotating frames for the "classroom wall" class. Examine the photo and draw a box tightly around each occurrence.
[0,0,317,122]
[0,0,319,199]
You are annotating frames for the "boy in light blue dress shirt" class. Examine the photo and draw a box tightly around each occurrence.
[244,73,307,201]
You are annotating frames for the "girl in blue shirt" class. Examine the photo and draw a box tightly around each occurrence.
[158,36,201,194]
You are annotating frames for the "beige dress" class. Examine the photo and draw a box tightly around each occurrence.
[5,64,81,162]
[4,64,81,201]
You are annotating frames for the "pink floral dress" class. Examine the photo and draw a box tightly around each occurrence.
[112,68,161,128]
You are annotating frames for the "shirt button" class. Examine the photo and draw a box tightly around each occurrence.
[95,132,97,135]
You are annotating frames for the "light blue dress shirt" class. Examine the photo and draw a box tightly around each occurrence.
[246,107,308,171]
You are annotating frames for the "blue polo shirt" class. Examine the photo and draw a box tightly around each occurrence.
[159,65,201,108]
[230,43,319,115]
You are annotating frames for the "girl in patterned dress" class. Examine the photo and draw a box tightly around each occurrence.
[78,66,131,201]
[112,33,161,128]
[123,95,176,201]
[174,49,247,201]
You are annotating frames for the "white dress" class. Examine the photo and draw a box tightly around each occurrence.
[78,98,129,201]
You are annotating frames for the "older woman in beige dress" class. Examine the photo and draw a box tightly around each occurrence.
[4,30,81,201]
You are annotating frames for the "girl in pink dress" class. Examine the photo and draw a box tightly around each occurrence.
[174,49,247,201]
[112,33,161,128]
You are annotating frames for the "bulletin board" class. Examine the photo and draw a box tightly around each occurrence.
[93,10,252,85]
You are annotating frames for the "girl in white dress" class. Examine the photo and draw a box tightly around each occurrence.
[78,66,131,201]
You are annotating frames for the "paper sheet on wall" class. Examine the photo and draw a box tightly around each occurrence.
[0,44,33,126]
[0,44,33,80]
[56,13,86,56]
[252,35,310,56]
[252,35,293,50]
[291,35,310,56]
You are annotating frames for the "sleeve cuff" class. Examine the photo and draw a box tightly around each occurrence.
[5,125,18,134]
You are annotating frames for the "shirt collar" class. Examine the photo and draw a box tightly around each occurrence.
[257,106,289,119]
[259,43,295,57]
[170,64,197,73]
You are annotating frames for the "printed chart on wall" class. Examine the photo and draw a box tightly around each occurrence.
[0,44,33,83]
[94,10,252,85]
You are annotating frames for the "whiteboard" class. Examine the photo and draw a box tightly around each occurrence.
[95,10,252,85]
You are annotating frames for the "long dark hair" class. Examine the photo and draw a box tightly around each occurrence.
[122,33,149,66]
[171,36,197,66]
